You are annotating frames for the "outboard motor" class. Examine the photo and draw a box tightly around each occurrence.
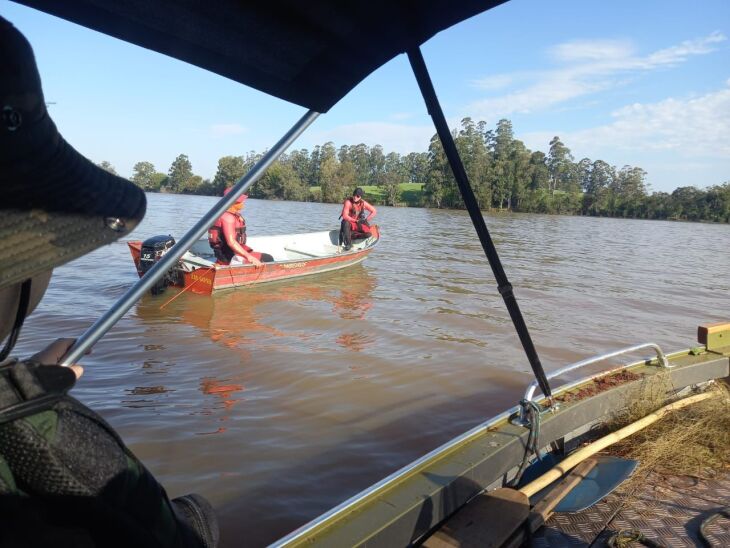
[139,235,179,295]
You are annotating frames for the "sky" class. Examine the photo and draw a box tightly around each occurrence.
[2,0,728,193]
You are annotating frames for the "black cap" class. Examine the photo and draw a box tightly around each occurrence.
[353,187,363,197]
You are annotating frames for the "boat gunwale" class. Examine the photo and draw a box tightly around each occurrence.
[202,232,379,272]
[271,346,727,547]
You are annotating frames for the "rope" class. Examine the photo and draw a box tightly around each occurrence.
[607,529,667,548]
[159,266,215,309]
[606,503,728,547]
[509,399,544,487]
[699,507,730,547]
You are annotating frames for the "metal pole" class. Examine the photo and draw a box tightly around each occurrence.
[61,109,320,366]
[407,47,552,398]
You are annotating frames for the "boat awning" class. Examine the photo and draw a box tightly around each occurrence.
[14,0,507,113]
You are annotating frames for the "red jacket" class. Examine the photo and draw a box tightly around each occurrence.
[341,198,376,223]
[209,211,250,259]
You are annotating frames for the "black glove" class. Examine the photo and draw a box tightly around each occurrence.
[0,358,219,548]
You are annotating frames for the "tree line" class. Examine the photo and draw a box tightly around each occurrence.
[99,117,729,223]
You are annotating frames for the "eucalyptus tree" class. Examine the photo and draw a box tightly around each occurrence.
[454,117,490,208]
[585,160,614,216]
[369,144,386,187]
[528,151,549,191]
[615,166,648,217]
[98,160,117,175]
[403,151,429,185]
[670,186,704,221]
[287,149,314,187]
[180,174,204,194]
[335,160,357,202]
[705,182,730,222]
[575,158,592,192]
[131,161,157,190]
[547,136,574,194]
[381,151,404,205]
[250,162,308,201]
[509,140,532,210]
[338,144,350,164]
[167,154,193,193]
[349,143,371,186]
[489,119,515,209]
[645,191,672,220]
[309,145,322,187]
[319,142,343,203]
[147,173,168,192]
[212,155,246,195]
[424,133,452,208]
[120,113,730,222]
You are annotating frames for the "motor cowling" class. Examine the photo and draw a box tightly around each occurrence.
[139,235,179,295]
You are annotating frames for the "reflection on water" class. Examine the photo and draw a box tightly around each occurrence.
[127,386,171,395]
[12,194,730,546]
[198,378,245,436]
[139,266,377,354]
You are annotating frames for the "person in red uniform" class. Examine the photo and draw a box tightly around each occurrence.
[208,188,273,266]
[340,187,377,251]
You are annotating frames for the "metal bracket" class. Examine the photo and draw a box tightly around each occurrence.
[515,342,670,426]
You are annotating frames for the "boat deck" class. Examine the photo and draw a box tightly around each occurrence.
[533,468,730,547]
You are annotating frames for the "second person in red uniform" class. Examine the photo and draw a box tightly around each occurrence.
[340,187,377,250]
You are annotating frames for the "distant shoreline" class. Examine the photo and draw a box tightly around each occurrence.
[147,186,730,225]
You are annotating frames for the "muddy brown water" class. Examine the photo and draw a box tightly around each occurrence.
[15,193,730,546]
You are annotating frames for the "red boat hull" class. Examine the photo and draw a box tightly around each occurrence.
[128,226,379,295]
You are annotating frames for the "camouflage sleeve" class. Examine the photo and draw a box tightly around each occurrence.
[0,359,218,548]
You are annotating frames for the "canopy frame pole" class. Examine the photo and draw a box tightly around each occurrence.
[407,47,552,398]
[61,109,321,366]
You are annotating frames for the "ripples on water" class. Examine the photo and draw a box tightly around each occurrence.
[15,194,730,545]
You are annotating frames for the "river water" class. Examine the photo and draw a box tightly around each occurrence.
[15,193,730,546]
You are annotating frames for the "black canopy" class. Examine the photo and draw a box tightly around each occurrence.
[14,0,506,112]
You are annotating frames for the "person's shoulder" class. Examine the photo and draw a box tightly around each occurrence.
[221,211,238,223]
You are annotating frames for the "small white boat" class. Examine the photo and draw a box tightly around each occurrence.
[128,226,380,294]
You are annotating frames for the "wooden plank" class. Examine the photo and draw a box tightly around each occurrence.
[423,488,529,548]
[503,459,599,548]
[698,322,730,350]
[526,458,598,532]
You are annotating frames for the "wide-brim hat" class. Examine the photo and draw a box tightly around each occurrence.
[0,17,146,290]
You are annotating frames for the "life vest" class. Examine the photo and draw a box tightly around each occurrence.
[343,198,365,220]
[209,211,246,251]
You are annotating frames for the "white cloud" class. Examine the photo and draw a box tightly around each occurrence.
[470,74,610,119]
[521,82,730,190]
[209,123,247,136]
[644,31,726,67]
[467,32,726,120]
[549,39,635,63]
[472,73,515,90]
[307,122,434,153]
[389,112,415,121]
[566,83,730,157]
